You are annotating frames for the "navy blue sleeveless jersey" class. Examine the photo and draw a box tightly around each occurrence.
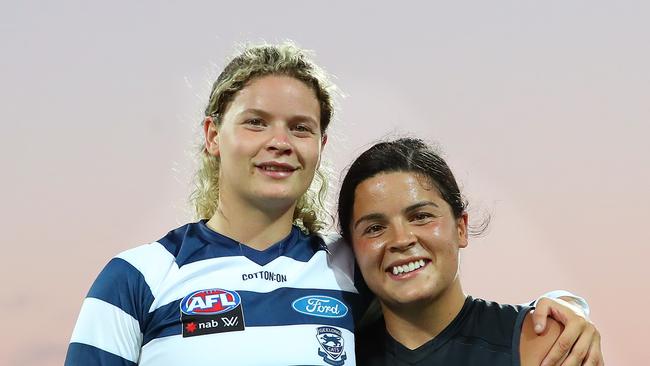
[65,221,368,365]
[355,297,531,366]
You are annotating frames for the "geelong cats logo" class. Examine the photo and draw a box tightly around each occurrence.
[316,326,347,365]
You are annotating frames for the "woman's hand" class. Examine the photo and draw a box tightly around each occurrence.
[532,297,603,366]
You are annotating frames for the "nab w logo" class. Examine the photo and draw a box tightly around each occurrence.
[180,288,241,315]
[221,317,239,326]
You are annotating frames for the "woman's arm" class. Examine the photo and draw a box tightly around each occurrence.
[65,246,155,366]
[520,310,564,366]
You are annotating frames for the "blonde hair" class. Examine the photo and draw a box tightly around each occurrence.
[190,42,336,234]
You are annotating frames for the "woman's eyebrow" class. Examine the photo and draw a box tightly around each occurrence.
[289,115,318,125]
[353,201,439,229]
[403,201,438,214]
[239,108,318,124]
[238,108,271,118]
[353,213,385,230]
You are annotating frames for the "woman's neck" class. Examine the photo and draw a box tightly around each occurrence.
[206,194,297,250]
[381,280,466,350]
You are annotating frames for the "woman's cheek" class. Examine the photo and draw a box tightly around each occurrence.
[354,238,380,266]
[368,238,389,270]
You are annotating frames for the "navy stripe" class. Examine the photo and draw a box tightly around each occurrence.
[87,257,154,331]
[157,221,326,268]
[241,288,360,331]
[156,223,191,257]
[142,287,362,345]
[142,299,182,345]
[65,342,137,366]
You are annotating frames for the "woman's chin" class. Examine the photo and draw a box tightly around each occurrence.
[381,290,436,309]
[251,191,301,210]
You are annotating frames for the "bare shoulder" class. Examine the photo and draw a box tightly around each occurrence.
[519,310,564,366]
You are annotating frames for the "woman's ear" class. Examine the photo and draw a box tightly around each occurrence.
[315,134,328,168]
[204,116,219,157]
[457,212,469,249]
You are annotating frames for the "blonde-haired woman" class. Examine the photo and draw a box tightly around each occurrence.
[66,43,601,366]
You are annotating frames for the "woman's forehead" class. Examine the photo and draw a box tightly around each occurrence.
[353,172,444,210]
[217,76,321,131]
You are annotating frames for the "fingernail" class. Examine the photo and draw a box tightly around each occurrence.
[535,323,543,333]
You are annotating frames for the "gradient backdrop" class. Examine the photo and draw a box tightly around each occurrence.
[2,1,648,364]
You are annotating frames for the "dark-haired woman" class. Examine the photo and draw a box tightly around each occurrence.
[338,138,603,366]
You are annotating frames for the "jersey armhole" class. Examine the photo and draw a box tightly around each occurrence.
[511,305,533,366]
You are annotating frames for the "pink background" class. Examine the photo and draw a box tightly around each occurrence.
[2,1,648,364]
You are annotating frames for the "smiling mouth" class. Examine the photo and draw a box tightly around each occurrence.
[258,165,296,172]
[255,162,298,172]
[254,163,299,179]
[388,259,428,276]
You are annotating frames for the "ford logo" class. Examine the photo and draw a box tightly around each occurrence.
[292,295,348,318]
[180,288,241,315]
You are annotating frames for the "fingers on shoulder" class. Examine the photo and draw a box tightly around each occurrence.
[519,310,564,366]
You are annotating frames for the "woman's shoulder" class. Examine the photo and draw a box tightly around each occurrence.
[468,297,563,366]
[453,297,530,349]
[316,231,345,248]
[313,232,362,294]
[95,222,200,296]
[469,297,529,321]
[315,232,354,264]
[114,222,196,267]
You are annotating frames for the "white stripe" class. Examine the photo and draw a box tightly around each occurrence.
[116,242,179,299]
[69,298,142,363]
[113,238,358,312]
[320,235,357,289]
[139,324,356,366]
[149,249,358,311]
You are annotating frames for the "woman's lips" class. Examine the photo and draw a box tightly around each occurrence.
[255,162,298,179]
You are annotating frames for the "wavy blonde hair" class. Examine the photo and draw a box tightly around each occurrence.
[190,42,337,234]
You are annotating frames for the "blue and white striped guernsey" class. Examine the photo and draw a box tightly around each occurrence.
[65,221,366,366]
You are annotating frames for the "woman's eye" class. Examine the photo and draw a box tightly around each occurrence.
[412,212,434,223]
[292,123,314,135]
[245,118,266,127]
[363,224,385,235]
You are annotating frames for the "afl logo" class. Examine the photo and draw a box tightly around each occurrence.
[292,295,348,318]
[180,288,241,315]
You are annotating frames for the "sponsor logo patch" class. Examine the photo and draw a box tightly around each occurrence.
[316,326,347,365]
[180,288,245,337]
[292,295,348,318]
[241,270,287,283]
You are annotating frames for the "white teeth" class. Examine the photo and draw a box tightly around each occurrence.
[261,166,292,172]
[391,260,426,275]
